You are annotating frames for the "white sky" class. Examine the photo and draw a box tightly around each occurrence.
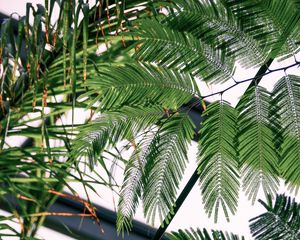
[1,1,300,239]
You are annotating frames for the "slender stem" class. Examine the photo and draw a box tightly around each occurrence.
[202,60,299,99]
[5,178,111,184]
[152,169,199,240]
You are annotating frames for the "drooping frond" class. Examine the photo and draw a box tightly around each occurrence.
[81,63,198,111]
[166,227,245,240]
[131,20,234,83]
[198,101,239,222]
[224,0,300,59]
[117,131,158,234]
[72,106,164,168]
[249,194,300,240]
[237,86,279,203]
[166,0,267,68]
[272,75,300,191]
[142,113,195,225]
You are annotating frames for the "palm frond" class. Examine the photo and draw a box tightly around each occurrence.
[130,19,234,83]
[72,106,164,168]
[224,0,300,59]
[142,113,195,225]
[272,75,300,191]
[166,227,245,240]
[249,194,300,240]
[237,86,280,203]
[198,101,239,222]
[166,0,267,68]
[117,131,158,234]
[81,63,198,111]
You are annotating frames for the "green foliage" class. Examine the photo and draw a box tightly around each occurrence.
[1,0,300,238]
[0,0,134,237]
[237,86,280,203]
[167,195,300,240]
[73,106,164,168]
[117,133,154,234]
[273,75,300,190]
[116,112,195,233]
[166,228,245,240]
[224,0,300,59]
[132,19,234,82]
[142,113,195,224]
[166,0,267,68]
[198,101,239,222]
[81,63,198,111]
[249,194,300,240]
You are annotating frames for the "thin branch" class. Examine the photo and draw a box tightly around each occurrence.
[202,61,299,99]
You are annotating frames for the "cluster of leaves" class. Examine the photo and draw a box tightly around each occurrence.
[0,0,145,237]
[167,194,300,240]
[198,75,300,222]
[0,0,300,239]
[73,0,300,234]
[167,227,245,240]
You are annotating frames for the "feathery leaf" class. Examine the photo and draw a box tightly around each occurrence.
[81,63,198,111]
[131,19,234,83]
[198,101,239,222]
[142,113,195,225]
[272,75,300,191]
[117,130,159,234]
[238,86,280,203]
[166,227,245,240]
[249,194,300,240]
[225,0,300,59]
[72,106,165,168]
[166,0,267,68]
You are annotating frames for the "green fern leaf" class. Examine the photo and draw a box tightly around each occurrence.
[272,75,300,191]
[166,0,267,68]
[72,106,164,168]
[225,0,300,59]
[249,194,300,240]
[81,63,197,111]
[166,227,245,240]
[237,86,280,203]
[142,113,195,225]
[131,19,234,83]
[198,101,239,222]
[117,131,160,234]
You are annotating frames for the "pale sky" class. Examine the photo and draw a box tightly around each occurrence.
[1,1,300,239]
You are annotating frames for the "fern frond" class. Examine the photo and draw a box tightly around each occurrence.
[72,106,164,168]
[198,101,239,222]
[237,86,279,203]
[225,0,300,59]
[166,227,245,240]
[166,0,267,68]
[249,194,300,240]
[272,75,300,191]
[131,20,234,83]
[142,113,195,225]
[82,63,197,111]
[117,131,159,234]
